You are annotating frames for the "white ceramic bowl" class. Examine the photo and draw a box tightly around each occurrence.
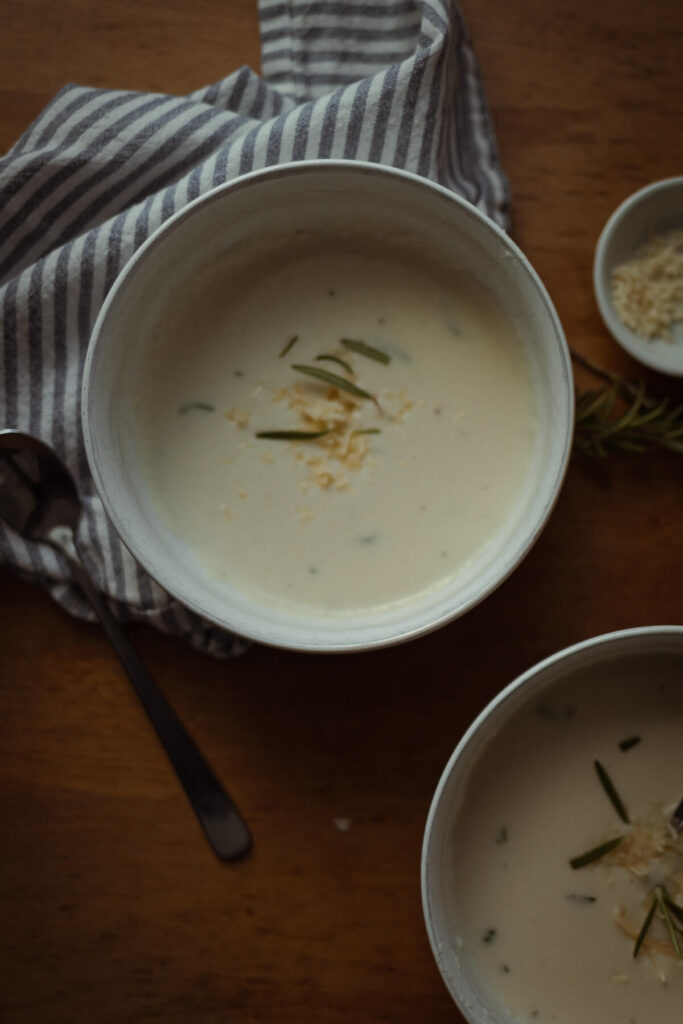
[421,625,683,1023]
[593,177,683,376]
[83,160,573,652]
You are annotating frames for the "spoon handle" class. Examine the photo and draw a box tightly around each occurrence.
[69,557,252,862]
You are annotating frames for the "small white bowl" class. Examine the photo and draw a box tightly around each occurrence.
[83,161,573,652]
[421,626,683,1024]
[593,177,683,376]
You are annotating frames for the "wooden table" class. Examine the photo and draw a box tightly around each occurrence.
[1,2,682,1021]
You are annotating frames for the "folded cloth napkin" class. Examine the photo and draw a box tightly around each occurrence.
[0,0,509,657]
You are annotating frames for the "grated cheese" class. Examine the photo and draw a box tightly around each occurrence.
[268,375,412,490]
[610,230,683,340]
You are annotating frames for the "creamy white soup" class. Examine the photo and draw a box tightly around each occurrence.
[134,230,536,614]
[446,653,683,1024]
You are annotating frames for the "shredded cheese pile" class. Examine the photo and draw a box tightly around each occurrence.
[270,380,412,490]
[610,230,683,340]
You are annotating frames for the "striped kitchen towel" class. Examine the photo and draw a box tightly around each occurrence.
[0,0,509,656]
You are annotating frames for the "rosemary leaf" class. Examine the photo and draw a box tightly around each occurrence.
[633,895,658,958]
[291,363,377,403]
[656,887,682,957]
[341,337,391,364]
[569,835,625,869]
[178,402,215,414]
[255,429,332,440]
[594,760,630,823]
[663,893,683,926]
[315,354,354,374]
[618,736,641,752]
[352,428,381,435]
[279,335,299,358]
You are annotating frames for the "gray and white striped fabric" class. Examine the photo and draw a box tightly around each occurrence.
[0,0,509,657]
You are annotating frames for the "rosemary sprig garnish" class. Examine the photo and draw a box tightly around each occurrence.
[315,354,354,373]
[255,429,332,441]
[279,335,299,358]
[657,888,682,957]
[178,402,215,413]
[569,835,625,869]
[594,760,630,823]
[618,736,641,752]
[633,894,657,958]
[571,754,683,960]
[340,337,391,364]
[571,351,683,456]
[663,893,683,926]
[291,363,381,409]
[633,887,683,959]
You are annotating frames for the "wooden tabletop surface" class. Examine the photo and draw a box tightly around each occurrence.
[1,2,682,1022]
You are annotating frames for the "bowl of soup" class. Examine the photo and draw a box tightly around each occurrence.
[422,626,683,1023]
[83,160,573,651]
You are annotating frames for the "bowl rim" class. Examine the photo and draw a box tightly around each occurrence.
[420,623,683,1021]
[593,175,683,377]
[82,158,574,653]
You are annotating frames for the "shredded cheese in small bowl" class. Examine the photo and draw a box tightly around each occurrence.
[593,176,683,377]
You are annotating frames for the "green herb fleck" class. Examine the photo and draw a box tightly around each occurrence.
[663,892,683,926]
[633,894,658,958]
[178,402,215,414]
[569,835,625,869]
[279,335,299,358]
[482,929,497,944]
[496,827,508,845]
[352,428,381,436]
[618,736,641,752]
[657,887,682,957]
[291,363,379,406]
[567,893,597,904]
[255,429,332,441]
[315,354,354,374]
[594,760,630,823]
[341,337,391,364]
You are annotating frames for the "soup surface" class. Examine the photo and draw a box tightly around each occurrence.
[134,230,536,614]
[447,651,683,1024]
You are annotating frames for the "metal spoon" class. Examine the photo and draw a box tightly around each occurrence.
[0,429,251,862]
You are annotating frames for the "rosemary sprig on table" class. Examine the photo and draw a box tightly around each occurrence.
[572,351,683,456]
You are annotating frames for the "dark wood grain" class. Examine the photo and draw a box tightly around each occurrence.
[1,2,682,1021]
